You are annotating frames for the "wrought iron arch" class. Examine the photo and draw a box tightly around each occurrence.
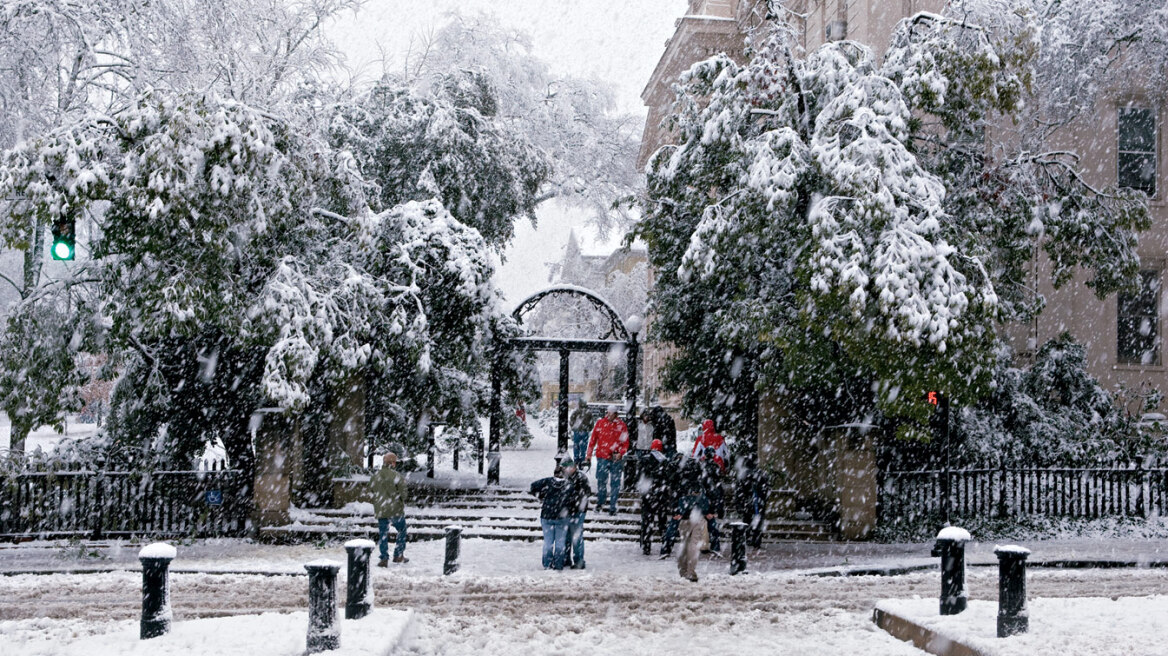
[511,285,630,341]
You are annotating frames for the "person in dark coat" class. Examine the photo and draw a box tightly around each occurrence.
[700,448,725,554]
[530,467,572,570]
[673,482,713,582]
[562,458,591,569]
[639,406,678,456]
[733,454,771,549]
[660,454,701,558]
[638,439,679,556]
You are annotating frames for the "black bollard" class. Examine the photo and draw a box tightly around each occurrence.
[931,527,971,615]
[305,560,342,653]
[444,526,462,575]
[139,542,177,640]
[728,521,748,575]
[995,545,1030,637]
[344,539,374,620]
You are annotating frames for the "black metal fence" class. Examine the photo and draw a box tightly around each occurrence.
[0,462,249,540]
[880,465,1168,525]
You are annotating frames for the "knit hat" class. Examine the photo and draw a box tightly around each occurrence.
[606,404,618,414]
[560,458,576,470]
[650,439,663,451]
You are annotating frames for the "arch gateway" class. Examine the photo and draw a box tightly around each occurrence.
[485,285,643,484]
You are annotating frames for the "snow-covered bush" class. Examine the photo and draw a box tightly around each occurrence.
[955,335,1165,467]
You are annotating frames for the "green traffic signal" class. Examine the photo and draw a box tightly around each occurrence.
[52,238,74,260]
[51,217,75,261]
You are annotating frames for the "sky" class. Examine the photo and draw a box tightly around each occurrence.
[326,0,686,304]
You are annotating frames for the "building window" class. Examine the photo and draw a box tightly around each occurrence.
[1118,107,1157,196]
[1118,269,1161,365]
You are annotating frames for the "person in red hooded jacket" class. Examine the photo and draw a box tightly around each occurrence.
[587,404,629,515]
[691,419,727,471]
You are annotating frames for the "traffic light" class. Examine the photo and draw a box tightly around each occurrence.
[51,217,74,261]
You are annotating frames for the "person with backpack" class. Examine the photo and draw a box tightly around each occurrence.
[530,465,572,570]
[673,481,714,582]
[733,453,771,549]
[638,439,678,556]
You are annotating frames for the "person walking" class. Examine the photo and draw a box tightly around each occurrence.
[562,458,591,569]
[638,439,678,556]
[586,404,629,515]
[368,452,409,566]
[700,448,726,554]
[733,454,771,549]
[569,399,594,467]
[639,406,678,456]
[674,482,713,582]
[691,419,727,471]
[530,465,572,570]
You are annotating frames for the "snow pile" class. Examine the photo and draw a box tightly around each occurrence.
[877,596,1168,656]
[138,543,178,560]
[937,527,972,542]
[3,609,412,656]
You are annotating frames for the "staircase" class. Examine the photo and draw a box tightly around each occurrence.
[261,487,834,543]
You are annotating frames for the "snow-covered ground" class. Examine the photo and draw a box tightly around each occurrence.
[0,415,99,456]
[878,595,1168,656]
[4,609,413,656]
[3,537,1168,654]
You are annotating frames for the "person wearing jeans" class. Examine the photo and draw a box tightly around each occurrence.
[377,516,407,563]
[569,399,594,466]
[587,405,629,515]
[562,459,591,569]
[368,452,410,565]
[530,466,572,570]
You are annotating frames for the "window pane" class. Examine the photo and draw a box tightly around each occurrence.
[1119,108,1156,152]
[1117,270,1161,365]
[1119,152,1156,195]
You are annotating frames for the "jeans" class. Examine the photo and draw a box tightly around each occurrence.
[378,516,407,560]
[571,430,589,465]
[595,458,624,513]
[662,518,679,555]
[540,518,570,569]
[567,512,586,568]
[707,517,722,552]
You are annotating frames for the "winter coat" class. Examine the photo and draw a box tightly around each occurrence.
[700,458,726,517]
[733,464,771,519]
[570,406,595,433]
[641,450,681,511]
[587,416,629,461]
[675,490,711,523]
[565,470,592,515]
[645,406,678,455]
[691,420,727,471]
[368,467,409,518]
[530,476,573,520]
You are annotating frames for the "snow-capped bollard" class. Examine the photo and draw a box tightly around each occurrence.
[995,545,1030,637]
[444,526,462,575]
[931,526,971,615]
[728,521,748,575]
[305,560,342,653]
[344,539,375,620]
[138,542,177,640]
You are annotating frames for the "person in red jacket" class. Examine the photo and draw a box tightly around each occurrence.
[587,404,629,515]
[691,419,727,471]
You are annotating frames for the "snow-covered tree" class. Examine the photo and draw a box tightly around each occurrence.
[398,14,643,232]
[636,10,1149,439]
[0,88,534,471]
[327,75,551,246]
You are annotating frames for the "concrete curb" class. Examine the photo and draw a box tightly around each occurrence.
[872,606,992,656]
